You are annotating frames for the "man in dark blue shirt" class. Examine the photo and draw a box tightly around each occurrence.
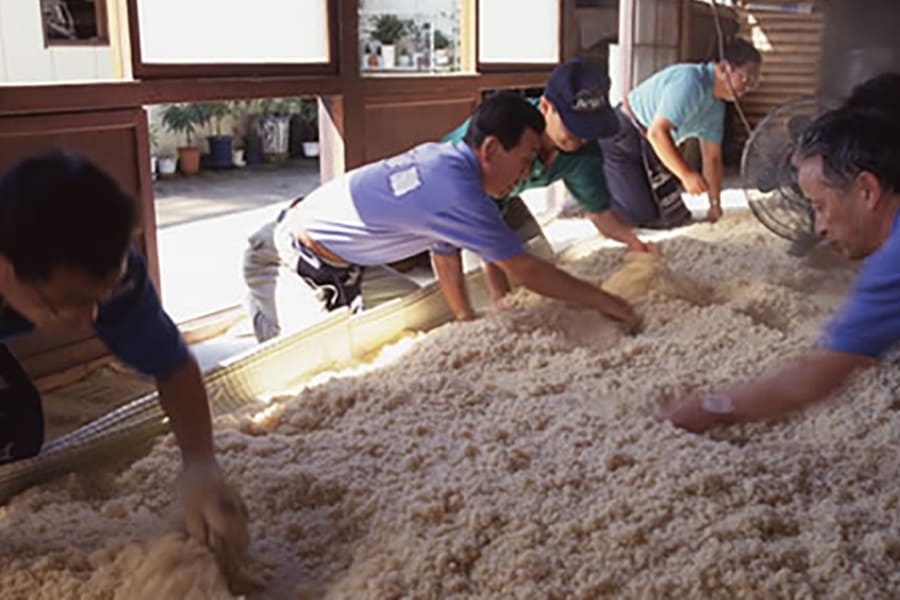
[0,150,247,558]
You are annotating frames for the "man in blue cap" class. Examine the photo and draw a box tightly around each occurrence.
[443,58,655,309]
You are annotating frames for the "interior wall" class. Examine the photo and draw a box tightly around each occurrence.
[819,0,900,99]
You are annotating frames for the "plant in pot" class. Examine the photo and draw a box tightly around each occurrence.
[371,13,406,68]
[148,123,160,180]
[299,98,319,158]
[258,97,298,161]
[198,101,233,169]
[161,103,208,175]
[433,28,452,67]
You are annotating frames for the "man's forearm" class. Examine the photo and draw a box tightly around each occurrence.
[588,210,648,251]
[647,128,692,180]
[431,251,475,320]
[726,350,874,422]
[496,253,634,324]
[701,150,723,206]
[667,349,875,433]
[156,354,215,465]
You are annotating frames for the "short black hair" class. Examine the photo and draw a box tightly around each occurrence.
[0,149,138,281]
[795,107,900,194]
[464,91,546,151]
[722,38,762,68]
[845,72,900,123]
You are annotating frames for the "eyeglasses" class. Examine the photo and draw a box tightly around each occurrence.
[731,69,759,90]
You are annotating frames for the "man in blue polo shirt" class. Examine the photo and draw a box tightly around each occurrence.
[0,151,248,559]
[601,38,761,228]
[666,106,900,432]
[443,58,655,308]
[244,92,639,342]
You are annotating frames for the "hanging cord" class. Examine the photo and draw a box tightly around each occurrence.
[708,0,754,136]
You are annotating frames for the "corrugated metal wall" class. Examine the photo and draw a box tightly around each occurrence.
[734,2,825,146]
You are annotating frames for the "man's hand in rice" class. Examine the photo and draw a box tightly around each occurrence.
[180,461,250,560]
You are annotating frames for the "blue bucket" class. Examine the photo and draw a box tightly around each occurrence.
[207,136,233,168]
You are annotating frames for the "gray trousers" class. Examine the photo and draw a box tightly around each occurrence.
[243,221,420,342]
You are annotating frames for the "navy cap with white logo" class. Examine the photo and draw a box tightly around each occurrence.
[544,58,619,140]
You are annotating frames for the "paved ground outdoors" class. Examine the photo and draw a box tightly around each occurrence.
[153,158,320,326]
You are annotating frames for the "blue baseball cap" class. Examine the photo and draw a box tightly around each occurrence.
[543,58,619,140]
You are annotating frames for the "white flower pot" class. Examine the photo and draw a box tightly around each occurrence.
[232,148,246,167]
[434,48,450,66]
[158,156,177,177]
[302,141,320,158]
[381,44,396,68]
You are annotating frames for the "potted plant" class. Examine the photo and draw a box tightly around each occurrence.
[161,103,208,175]
[371,14,406,68]
[148,123,159,180]
[258,97,298,161]
[433,28,451,67]
[231,124,246,168]
[299,98,319,158]
[198,101,233,169]
[157,153,178,178]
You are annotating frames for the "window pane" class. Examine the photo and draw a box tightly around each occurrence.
[479,0,559,64]
[42,0,108,44]
[136,0,329,64]
[359,0,469,75]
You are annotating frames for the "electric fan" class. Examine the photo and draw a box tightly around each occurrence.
[741,97,836,256]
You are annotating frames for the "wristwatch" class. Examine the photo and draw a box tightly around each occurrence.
[700,393,734,415]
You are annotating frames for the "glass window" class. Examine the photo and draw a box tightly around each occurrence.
[41,0,109,45]
[359,0,470,75]
[479,0,559,64]
[135,0,329,64]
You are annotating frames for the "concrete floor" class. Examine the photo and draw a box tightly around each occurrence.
[153,159,321,325]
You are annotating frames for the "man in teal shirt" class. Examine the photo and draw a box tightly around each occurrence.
[601,38,762,227]
[443,58,654,308]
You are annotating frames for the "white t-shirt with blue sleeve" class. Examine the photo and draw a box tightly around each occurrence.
[627,62,725,145]
[820,209,900,358]
[281,141,525,265]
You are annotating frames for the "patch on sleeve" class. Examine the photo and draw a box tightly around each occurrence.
[384,153,415,168]
[389,167,422,197]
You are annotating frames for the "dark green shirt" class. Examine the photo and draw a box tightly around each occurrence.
[441,98,612,214]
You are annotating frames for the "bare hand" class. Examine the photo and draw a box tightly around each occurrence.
[630,240,661,256]
[492,296,512,313]
[179,461,250,565]
[455,309,477,322]
[600,291,641,335]
[662,396,728,433]
[706,203,723,223]
[680,171,709,196]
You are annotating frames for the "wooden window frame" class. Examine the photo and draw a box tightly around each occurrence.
[126,0,340,79]
[476,0,564,73]
[42,0,110,48]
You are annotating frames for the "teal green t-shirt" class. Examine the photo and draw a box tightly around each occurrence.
[627,62,725,144]
[441,99,611,214]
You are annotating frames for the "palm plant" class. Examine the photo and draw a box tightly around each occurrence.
[161,103,208,147]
